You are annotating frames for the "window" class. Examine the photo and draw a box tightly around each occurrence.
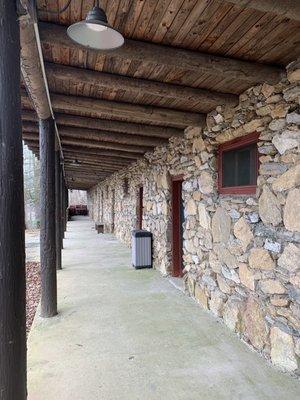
[218,132,259,195]
[124,178,129,196]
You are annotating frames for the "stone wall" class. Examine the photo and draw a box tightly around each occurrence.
[89,65,300,375]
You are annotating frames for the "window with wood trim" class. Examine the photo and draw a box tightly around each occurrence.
[218,132,259,195]
[123,178,129,196]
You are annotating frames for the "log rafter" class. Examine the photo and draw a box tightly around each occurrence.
[45,62,238,110]
[65,166,121,174]
[66,171,110,180]
[23,139,143,159]
[21,89,204,129]
[22,121,169,147]
[22,132,153,154]
[39,22,284,85]
[20,2,51,120]
[23,9,296,190]
[64,159,130,169]
[22,109,183,139]
[24,144,126,173]
[63,155,133,165]
[25,147,127,173]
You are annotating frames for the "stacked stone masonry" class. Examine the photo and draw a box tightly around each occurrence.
[88,64,300,376]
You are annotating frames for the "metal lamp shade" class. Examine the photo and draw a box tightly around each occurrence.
[67,20,124,51]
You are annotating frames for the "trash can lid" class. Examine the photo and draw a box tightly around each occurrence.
[132,230,152,238]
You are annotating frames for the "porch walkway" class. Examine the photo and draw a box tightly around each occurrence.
[27,217,299,400]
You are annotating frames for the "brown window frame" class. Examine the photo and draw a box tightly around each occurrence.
[218,132,259,195]
[123,178,129,196]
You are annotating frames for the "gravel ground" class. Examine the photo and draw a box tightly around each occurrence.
[26,261,41,334]
[25,229,40,263]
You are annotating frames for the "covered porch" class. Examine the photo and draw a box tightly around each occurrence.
[28,216,299,399]
[1,1,300,399]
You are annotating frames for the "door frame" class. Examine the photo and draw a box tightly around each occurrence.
[137,185,143,230]
[111,189,115,233]
[171,175,184,277]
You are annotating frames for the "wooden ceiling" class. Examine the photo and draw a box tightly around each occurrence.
[21,0,300,189]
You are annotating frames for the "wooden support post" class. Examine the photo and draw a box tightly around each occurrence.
[61,174,65,242]
[65,184,68,231]
[39,117,57,317]
[0,1,27,398]
[60,168,64,249]
[55,151,62,270]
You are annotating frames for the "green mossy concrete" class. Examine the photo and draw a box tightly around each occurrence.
[28,217,300,400]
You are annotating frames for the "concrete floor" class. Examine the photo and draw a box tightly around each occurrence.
[28,216,300,400]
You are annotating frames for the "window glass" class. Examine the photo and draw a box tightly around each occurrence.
[222,143,256,188]
[124,178,129,195]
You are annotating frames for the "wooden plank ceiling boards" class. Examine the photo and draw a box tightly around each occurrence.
[21,0,300,188]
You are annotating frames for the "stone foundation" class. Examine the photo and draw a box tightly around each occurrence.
[89,66,300,375]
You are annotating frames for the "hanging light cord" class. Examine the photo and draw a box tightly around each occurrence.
[38,0,102,15]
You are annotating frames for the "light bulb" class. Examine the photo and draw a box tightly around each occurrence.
[86,23,108,32]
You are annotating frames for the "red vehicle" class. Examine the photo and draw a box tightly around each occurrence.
[68,204,88,217]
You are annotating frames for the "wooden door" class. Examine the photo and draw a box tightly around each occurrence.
[137,186,143,230]
[111,189,115,233]
[172,178,184,277]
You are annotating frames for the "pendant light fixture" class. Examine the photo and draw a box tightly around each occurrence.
[67,1,124,50]
[40,0,124,51]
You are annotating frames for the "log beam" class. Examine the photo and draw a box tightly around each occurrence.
[64,159,129,169]
[63,157,133,168]
[65,169,120,176]
[64,165,129,174]
[22,121,168,147]
[67,177,102,185]
[64,159,132,169]
[22,132,152,154]
[0,1,26,398]
[66,169,122,177]
[66,173,109,182]
[23,139,141,160]
[45,62,238,110]
[67,182,97,189]
[66,168,110,176]
[39,22,284,85]
[20,2,51,119]
[58,126,166,148]
[21,90,204,129]
[65,139,144,155]
[39,118,57,318]
[67,175,103,181]
[224,1,300,22]
[25,148,135,173]
[22,109,183,139]
[65,163,128,172]
[68,184,94,190]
